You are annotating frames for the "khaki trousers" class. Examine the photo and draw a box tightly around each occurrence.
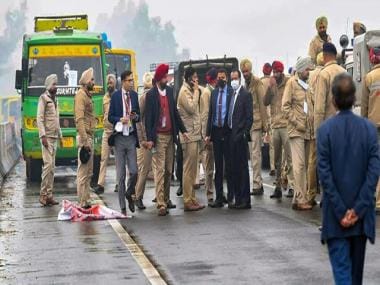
[97,129,112,187]
[152,134,174,209]
[135,146,153,200]
[289,137,310,204]
[200,142,214,199]
[77,136,93,207]
[182,141,200,204]
[307,139,318,202]
[269,128,275,171]
[40,137,57,198]
[272,128,294,188]
[250,130,263,189]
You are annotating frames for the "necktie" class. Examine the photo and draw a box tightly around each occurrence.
[217,89,223,127]
[228,91,236,129]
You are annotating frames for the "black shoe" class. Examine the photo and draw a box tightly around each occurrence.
[235,203,252,210]
[93,185,105,195]
[152,197,157,203]
[208,198,214,204]
[270,187,282,199]
[125,193,135,213]
[209,200,224,208]
[135,199,146,210]
[269,170,275,177]
[251,186,264,196]
[222,196,228,204]
[228,203,236,209]
[176,186,183,196]
[114,184,118,192]
[285,188,294,198]
[167,200,176,209]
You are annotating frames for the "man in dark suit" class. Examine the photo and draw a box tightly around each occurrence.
[108,70,140,215]
[145,64,189,216]
[228,69,253,209]
[205,68,233,208]
[317,73,380,285]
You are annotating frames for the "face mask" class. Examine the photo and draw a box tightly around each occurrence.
[49,87,57,95]
[159,82,167,90]
[218,79,226,89]
[107,86,115,93]
[231,80,240,91]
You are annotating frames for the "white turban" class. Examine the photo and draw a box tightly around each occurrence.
[79,68,94,85]
[45,74,58,90]
[296,56,313,73]
[106,73,116,83]
[143,72,153,89]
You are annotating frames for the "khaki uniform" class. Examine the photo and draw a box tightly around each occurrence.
[306,66,323,202]
[314,60,346,133]
[361,64,380,208]
[74,87,96,207]
[264,76,294,188]
[261,76,275,171]
[282,75,312,204]
[136,89,155,200]
[200,84,214,199]
[177,83,201,205]
[97,91,113,187]
[308,34,332,63]
[37,91,62,199]
[246,74,267,189]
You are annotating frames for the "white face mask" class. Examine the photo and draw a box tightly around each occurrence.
[231,79,240,91]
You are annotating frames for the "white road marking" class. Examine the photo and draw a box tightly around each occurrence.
[92,195,167,285]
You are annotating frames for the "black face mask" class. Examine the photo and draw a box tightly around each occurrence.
[319,31,328,41]
[159,82,167,90]
[107,86,115,93]
[49,87,57,95]
[218,79,226,89]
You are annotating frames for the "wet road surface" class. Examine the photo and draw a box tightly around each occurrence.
[1,161,380,284]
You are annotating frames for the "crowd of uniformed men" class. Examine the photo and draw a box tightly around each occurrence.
[36,16,379,218]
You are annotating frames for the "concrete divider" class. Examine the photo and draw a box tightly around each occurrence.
[0,121,22,185]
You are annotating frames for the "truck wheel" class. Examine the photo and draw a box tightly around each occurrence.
[91,154,101,187]
[26,158,42,182]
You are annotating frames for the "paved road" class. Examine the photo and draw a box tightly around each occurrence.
[1,161,380,284]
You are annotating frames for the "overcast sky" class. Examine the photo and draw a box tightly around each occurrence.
[0,0,378,76]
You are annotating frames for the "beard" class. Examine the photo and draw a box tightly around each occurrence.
[159,82,167,90]
[319,31,328,41]
[87,83,94,91]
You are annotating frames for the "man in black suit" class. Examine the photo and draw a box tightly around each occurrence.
[228,69,253,209]
[205,68,233,208]
[145,64,189,216]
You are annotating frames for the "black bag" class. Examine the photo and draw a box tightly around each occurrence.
[108,131,118,147]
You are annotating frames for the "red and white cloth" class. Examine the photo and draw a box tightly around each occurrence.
[58,200,128,222]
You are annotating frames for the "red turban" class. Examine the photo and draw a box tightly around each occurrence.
[272,61,284,73]
[154,64,169,82]
[369,48,380,65]
[262,63,272,76]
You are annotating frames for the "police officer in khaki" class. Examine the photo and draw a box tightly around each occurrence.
[308,16,331,64]
[93,74,116,194]
[282,57,314,211]
[37,74,62,206]
[200,68,217,203]
[177,67,205,211]
[75,68,96,208]
[361,47,380,214]
[240,58,268,196]
[314,43,345,133]
[264,61,295,199]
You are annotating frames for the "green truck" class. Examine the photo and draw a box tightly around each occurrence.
[15,15,107,182]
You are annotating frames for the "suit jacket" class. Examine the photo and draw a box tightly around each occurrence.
[230,87,253,142]
[317,110,380,244]
[144,85,186,144]
[108,89,140,147]
[206,85,233,141]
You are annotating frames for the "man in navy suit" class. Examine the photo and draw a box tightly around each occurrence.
[205,68,233,208]
[317,73,380,285]
[108,70,140,215]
